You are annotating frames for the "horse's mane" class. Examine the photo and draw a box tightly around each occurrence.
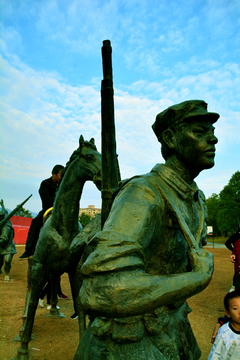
[58,140,97,186]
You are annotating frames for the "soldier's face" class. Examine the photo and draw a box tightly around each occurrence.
[175,119,218,171]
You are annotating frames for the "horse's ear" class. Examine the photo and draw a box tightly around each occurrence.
[79,135,84,145]
[90,138,95,145]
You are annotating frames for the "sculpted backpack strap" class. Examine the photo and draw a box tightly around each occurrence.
[159,183,200,250]
[168,200,200,250]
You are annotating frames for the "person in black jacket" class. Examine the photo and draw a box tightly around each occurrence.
[225,229,240,292]
[225,230,240,251]
[19,164,64,258]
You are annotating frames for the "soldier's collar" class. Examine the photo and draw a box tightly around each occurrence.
[151,164,201,201]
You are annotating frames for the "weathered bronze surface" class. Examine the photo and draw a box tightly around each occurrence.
[13,136,101,360]
[74,100,219,360]
[0,196,32,282]
[0,199,16,282]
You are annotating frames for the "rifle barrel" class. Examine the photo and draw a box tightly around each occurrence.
[101,40,119,229]
[0,194,32,229]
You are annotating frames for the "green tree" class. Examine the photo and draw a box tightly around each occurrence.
[206,193,221,236]
[14,206,33,218]
[79,213,91,227]
[217,171,240,236]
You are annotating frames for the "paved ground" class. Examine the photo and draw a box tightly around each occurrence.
[204,242,227,249]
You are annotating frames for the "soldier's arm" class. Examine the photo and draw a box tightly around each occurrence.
[80,181,213,318]
[0,223,12,244]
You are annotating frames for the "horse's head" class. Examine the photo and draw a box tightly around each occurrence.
[79,135,102,190]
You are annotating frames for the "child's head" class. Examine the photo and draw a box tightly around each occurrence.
[224,290,240,326]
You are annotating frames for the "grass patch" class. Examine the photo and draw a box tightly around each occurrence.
[207,236,228,244]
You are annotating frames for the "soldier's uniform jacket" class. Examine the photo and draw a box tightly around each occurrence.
[75,164,212,360]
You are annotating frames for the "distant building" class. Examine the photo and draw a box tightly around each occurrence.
[79,205,101,218]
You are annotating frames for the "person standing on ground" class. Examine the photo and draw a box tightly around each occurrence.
[230,232,240,291]
[225,230,240,292]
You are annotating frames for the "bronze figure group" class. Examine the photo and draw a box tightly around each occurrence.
[9,41,220,360]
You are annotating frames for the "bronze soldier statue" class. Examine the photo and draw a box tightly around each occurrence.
[0,199,16,282]
[74,100,219,360]
[0,196,32,282]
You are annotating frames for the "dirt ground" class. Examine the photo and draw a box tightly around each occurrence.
[0,245,234,360]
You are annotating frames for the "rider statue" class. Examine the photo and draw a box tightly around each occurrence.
[0,199,16,282]
[74,100,219,360]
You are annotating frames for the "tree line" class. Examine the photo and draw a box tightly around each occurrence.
[206,171,240,236]
[14,207,33,218]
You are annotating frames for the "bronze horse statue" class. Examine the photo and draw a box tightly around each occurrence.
[14,135,101,360]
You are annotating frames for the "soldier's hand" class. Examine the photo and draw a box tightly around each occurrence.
[189,248,214,275]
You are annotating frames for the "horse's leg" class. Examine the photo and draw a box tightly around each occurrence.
[14,262,47,360]
[0,255,4,275]
[47,273,65,318]
[13,257,33,342]
[68,270,86,339]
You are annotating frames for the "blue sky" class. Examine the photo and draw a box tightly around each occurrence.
[0,0,240,213]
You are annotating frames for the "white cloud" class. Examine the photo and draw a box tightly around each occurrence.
[0,23,22,55]
[2,52,239,185]
[0,0,240,212]
[0,56,102,187]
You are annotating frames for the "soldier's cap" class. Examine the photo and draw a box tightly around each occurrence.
[152,100,220,141]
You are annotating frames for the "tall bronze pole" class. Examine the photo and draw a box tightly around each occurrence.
[101,40,120,229]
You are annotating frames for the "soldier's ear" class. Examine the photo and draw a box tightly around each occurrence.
[162,129,176,149]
